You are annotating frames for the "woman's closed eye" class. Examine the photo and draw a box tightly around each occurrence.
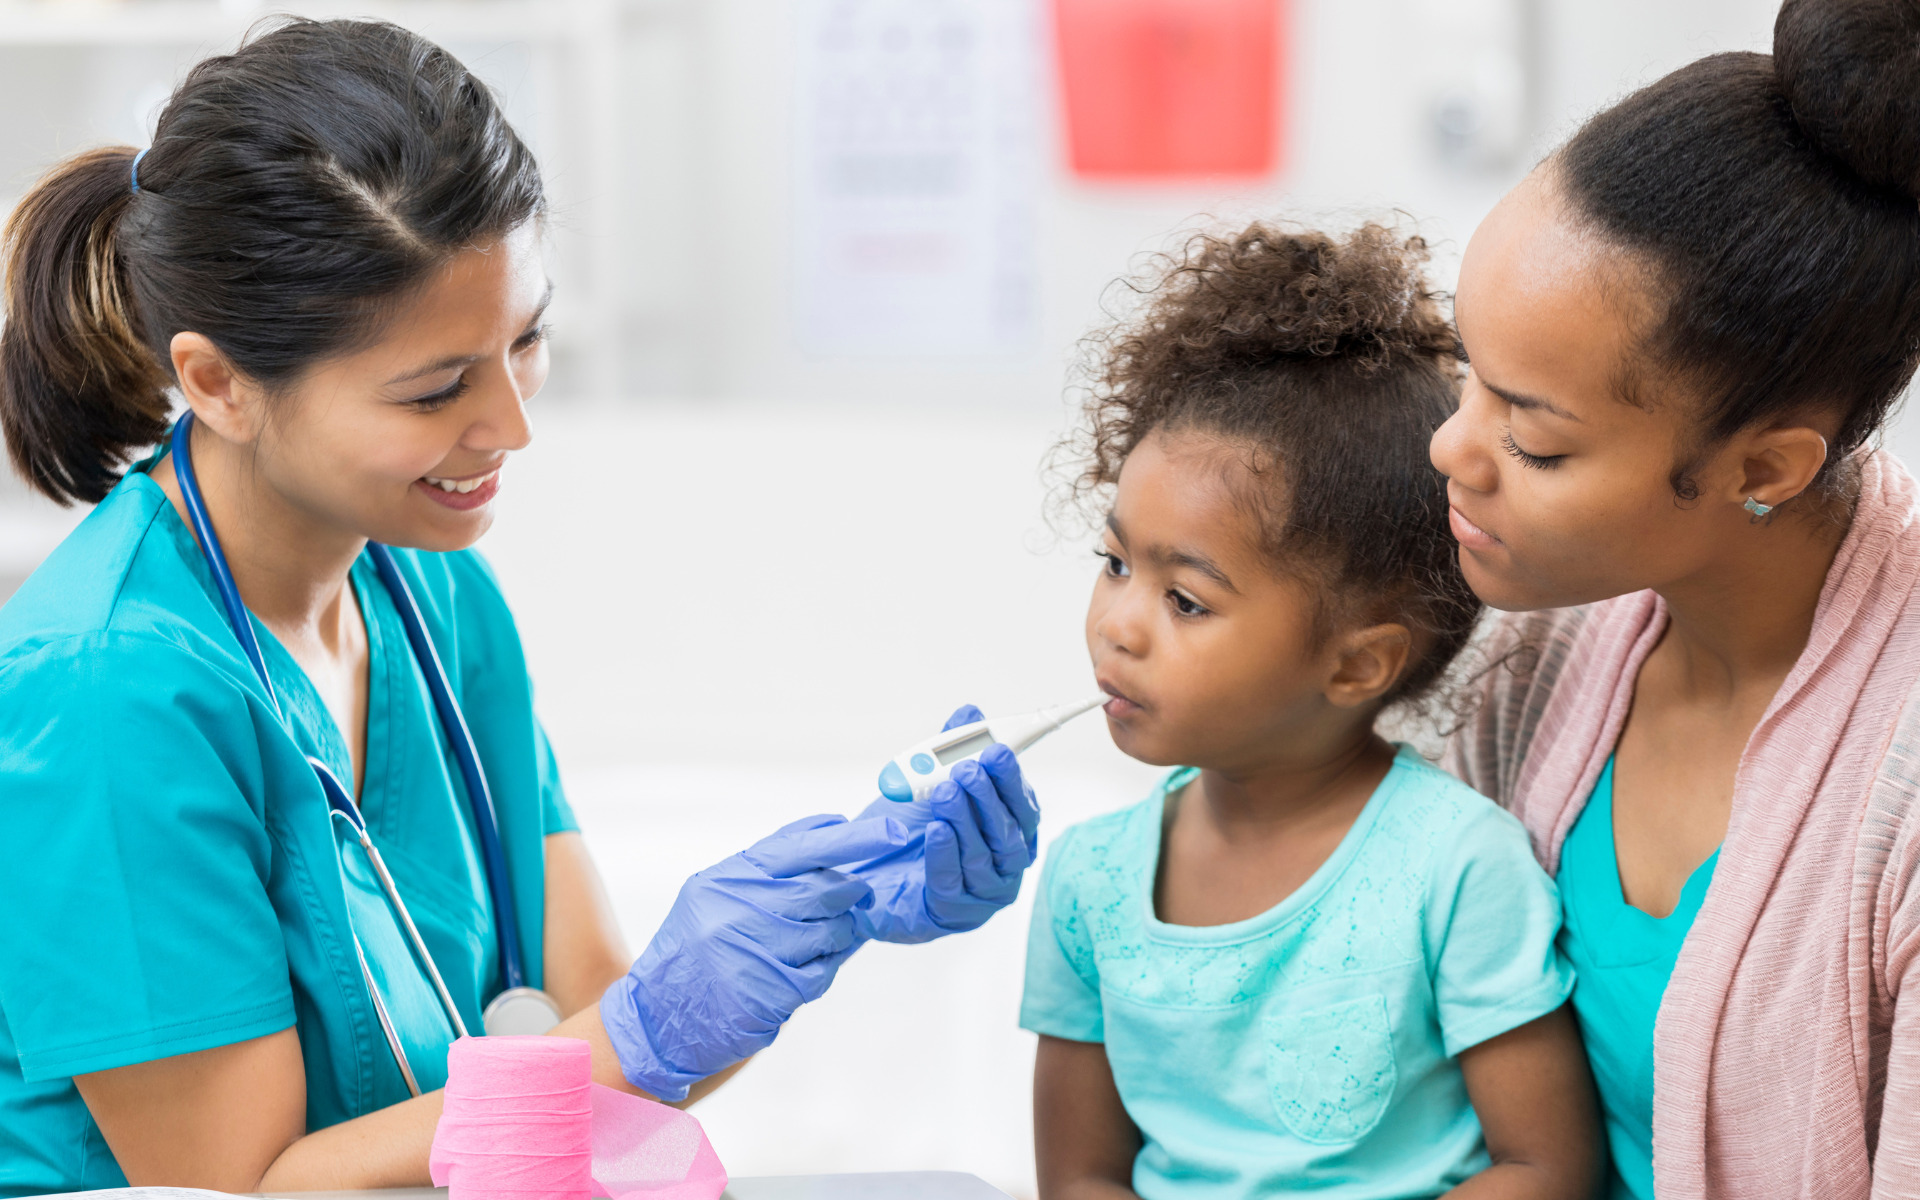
[1501,429,1564,470]
[402,326,547,411]
[404,376,471,411]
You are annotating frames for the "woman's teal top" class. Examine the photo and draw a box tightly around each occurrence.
[1557,758,1719,1200]
[0,464,576,1198]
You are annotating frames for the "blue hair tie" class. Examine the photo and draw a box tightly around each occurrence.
[130,148,147,195]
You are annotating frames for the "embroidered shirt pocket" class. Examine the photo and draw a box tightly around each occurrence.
[1265,994,1397,1144]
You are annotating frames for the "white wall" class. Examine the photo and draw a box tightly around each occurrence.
[609,0,1790,411]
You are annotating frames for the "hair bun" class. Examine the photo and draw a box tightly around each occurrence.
[1135,223,1458,375]
[1775,0,1920,199]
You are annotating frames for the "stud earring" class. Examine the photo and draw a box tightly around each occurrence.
[1744,496,1774,518]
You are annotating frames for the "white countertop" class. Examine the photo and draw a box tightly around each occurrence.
[263,1175,1013,1200]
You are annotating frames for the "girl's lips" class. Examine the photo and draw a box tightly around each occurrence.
[415,471,500,512]
[1449,504,1503,551]
[1099,685,1143,719]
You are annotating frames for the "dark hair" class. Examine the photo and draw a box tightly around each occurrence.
[1556,0,1920,498]
[0,18,546,505]
[1062,222,1482,705]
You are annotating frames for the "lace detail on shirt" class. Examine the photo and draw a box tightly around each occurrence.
[1265,995,1398,1143]
[1055,761,1479,1008]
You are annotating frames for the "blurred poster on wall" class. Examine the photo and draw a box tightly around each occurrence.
[794,0,1040,357]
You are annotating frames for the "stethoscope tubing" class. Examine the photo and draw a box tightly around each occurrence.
[168,413,530,1077]
[367,544,527,992]
[356,936,425,1098]
[171,417,280,714]
[317,769,473,1044]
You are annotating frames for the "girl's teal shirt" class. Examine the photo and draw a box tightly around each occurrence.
[0,465,576,1197]
[1020,747,1574,1200]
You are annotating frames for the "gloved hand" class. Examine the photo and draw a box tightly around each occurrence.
[850,705,1043,944]
[600,813,910,1101]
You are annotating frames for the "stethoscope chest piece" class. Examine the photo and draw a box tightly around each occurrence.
[484,986,565,1035]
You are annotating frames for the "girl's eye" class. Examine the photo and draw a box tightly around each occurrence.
[1094,547,1129,578]
[515,323,551,352]
[1501,429,1564,470]
[404,376,471,411]
[1170,590,1209,617]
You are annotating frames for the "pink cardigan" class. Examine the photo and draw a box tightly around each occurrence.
[1443,450,1920,1199]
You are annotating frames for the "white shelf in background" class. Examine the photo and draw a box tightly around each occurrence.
[0,0,678,401]
[0,1,610,44]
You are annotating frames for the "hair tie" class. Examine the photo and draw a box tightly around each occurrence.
[130,148,147,195]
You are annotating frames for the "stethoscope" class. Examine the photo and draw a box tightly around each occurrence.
[169,413,561,1095]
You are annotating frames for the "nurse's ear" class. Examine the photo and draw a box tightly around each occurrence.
[170,331,272,445]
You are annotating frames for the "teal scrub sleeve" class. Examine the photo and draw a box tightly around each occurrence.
[1018,828,1104,1043]
[0,634,295,1081]
[1422,805,1576,1058]
[536,719,578,835]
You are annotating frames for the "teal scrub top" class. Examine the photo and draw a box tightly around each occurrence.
[1557,758,1718,1200]
[0,463,577,1198]
[1020,747,1575,1200]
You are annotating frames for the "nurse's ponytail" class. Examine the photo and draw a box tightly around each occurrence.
[0,18,546,506]
[2,147,173,505]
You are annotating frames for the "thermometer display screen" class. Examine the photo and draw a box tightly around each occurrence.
[935,730,995,766]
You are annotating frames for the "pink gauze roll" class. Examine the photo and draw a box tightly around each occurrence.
[429,1036,727,1200]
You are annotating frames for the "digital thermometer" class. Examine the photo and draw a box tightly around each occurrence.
[878,695,1110,803]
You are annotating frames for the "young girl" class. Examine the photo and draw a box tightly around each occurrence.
[1023,224,1599,1200]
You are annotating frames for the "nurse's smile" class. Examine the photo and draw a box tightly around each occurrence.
[416,467,502,511]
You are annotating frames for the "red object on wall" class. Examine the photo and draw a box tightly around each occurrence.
[1052,0,1284,179]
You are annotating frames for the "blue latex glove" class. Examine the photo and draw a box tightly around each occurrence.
[600,813,910,1101]
[850,704,1043,944]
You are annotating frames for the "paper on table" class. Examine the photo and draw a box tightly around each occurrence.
[590,1084,727,1200]
[29,1182,245,1190]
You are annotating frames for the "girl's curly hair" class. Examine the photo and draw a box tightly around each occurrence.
[1058,220,1481,706]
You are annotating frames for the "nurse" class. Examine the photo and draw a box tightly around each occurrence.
[1433,0,1920,1195]
[0,19,1039,1198]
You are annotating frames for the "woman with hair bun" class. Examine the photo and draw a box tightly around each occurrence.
[1434,0,1920,1194]
[0,19,1040,1196]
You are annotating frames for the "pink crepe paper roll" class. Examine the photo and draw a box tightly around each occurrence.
[428,1036,727,1200]
[432,1037,593,1200]
[442,1036,591,1095]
